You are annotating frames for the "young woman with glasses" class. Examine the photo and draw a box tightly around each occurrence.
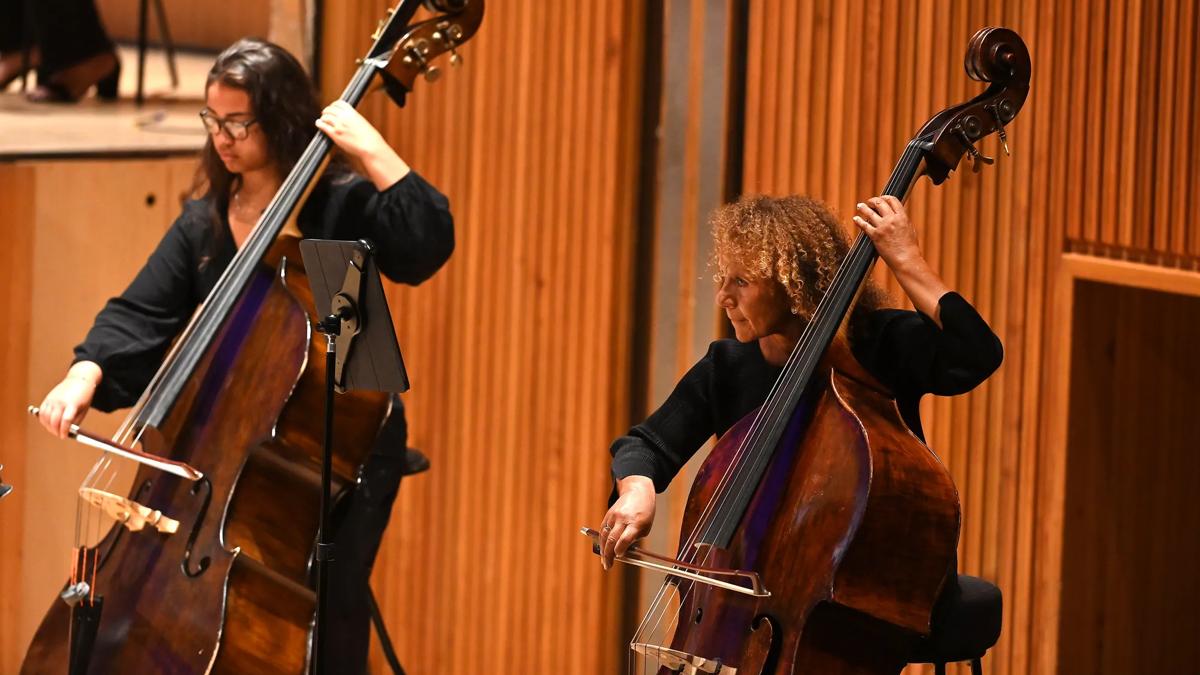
[33,37,454,673]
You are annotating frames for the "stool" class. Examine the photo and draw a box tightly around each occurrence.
[908,574,1002,675]
[401,447,430,476]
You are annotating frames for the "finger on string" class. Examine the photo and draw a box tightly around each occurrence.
[852,215,874,234]
[882,194,903,212]
[869,196,894,215]
[856,201,883,225]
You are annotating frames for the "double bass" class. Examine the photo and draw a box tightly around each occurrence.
[586,28,1029,674]
[21,2,483,673]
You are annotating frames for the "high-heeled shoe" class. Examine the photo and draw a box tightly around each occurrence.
[27,54,120,103]
[0,47,37,91]
[95,62,121,100]
[0,67,31,91]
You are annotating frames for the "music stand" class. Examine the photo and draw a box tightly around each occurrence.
[299,239,409,675]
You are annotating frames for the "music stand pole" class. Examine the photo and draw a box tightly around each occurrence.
[300,239,409,675]
[312,313,340,675]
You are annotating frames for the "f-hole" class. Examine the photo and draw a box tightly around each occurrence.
[181,478,213,577]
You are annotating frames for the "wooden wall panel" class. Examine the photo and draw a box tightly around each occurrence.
[321,3,646,673]
[0,165,35,675]
[1058,281,1200,675]
[97,0,271,51]
[0,157,197,668]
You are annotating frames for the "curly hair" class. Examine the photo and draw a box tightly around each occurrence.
[711,194,888,327]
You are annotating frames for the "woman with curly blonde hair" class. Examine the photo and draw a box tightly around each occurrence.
[598,193,1003,567]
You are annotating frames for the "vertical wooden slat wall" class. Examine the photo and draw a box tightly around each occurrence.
[739,2,1200,675]
[0,157,196,670]
[0,165,35,675]
[311,2,1200,673]
[320,3,646,673]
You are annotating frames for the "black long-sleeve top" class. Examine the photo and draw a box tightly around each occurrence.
[610,292,1003,492]
[74,171,454,412]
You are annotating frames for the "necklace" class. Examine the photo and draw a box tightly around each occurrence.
[233,190,268,216]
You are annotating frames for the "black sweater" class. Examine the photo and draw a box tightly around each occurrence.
[610,292,1003,492]
[74,171,454,412]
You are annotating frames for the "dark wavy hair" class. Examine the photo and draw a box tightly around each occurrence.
[192,38,343,243]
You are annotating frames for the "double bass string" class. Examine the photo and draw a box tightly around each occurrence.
[679,142,921,559]
[676,144,919,566]
[68,100,322,587]
[71,60,380,591]
[631,222,879,663]
[115,59,376,439]
[634,146,924,668]
[630,234,868,666]
[92,61,377,516]
[634,229,882,668]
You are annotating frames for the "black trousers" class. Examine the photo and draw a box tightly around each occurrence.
[0,0,113,77]
[323,395,413,674]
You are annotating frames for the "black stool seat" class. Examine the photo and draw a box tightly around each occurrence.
[909,574,1003,675]
[402,447,431,476]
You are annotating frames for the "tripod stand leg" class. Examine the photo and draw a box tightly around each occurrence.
[367,586,406,675]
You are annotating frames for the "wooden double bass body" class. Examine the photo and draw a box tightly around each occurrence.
[630,28,1030,675]
[23,237,388,674]
[671,350,960,674]
[21,2,484,673]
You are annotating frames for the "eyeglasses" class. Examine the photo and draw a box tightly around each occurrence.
[199,108,259,141]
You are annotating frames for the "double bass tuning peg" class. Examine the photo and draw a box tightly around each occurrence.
[954,122,995,173]
[434,24,467,68]
[402,38,441,82]
[986,102,1012,156]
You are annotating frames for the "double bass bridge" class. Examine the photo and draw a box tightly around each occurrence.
[78,487,180,534]
[631,643,737,674]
